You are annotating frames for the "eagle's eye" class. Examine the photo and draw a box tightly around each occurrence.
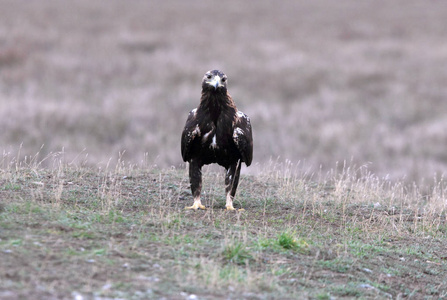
[206,74,212,79]
[221,77,227,83]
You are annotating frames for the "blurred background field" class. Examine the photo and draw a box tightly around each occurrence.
[1,0,447,184]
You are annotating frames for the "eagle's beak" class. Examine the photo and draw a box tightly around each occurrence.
[208,75,222,90]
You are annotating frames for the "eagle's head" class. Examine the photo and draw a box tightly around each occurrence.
[202,70,228,93]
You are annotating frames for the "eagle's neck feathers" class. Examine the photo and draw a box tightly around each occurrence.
[199,91,237,123]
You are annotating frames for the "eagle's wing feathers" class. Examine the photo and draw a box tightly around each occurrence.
[181,108,200,162]
[233,111,253,166]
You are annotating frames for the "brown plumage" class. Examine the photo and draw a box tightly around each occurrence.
[181,70,253,210]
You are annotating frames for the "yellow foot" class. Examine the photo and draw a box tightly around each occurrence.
[185,203,206,210]
[225,206,245,212]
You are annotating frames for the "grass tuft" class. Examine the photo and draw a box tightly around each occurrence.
[277,231,300,250]
[222,242,254,265]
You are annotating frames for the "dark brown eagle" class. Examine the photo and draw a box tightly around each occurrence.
[181,70,253,211]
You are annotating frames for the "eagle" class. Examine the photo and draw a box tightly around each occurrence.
[181,70,253,211]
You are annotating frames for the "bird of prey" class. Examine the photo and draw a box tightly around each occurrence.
[181,70,253,211]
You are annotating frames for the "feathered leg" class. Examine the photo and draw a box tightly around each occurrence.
[185,159,206,210]
[225,160,243,211]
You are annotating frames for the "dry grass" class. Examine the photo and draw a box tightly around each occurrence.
[1,152,446,299]
[1,0,447,184]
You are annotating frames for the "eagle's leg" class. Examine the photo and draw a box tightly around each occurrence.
[185,159,206,210]
[225,160,243,211]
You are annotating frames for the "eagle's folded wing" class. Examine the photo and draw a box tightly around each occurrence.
[181,108,200,162]
[233,111,253,166]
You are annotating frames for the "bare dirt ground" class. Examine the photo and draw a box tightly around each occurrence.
[1,0,447,184]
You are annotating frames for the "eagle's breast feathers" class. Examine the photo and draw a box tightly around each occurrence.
[181,107,253,167]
